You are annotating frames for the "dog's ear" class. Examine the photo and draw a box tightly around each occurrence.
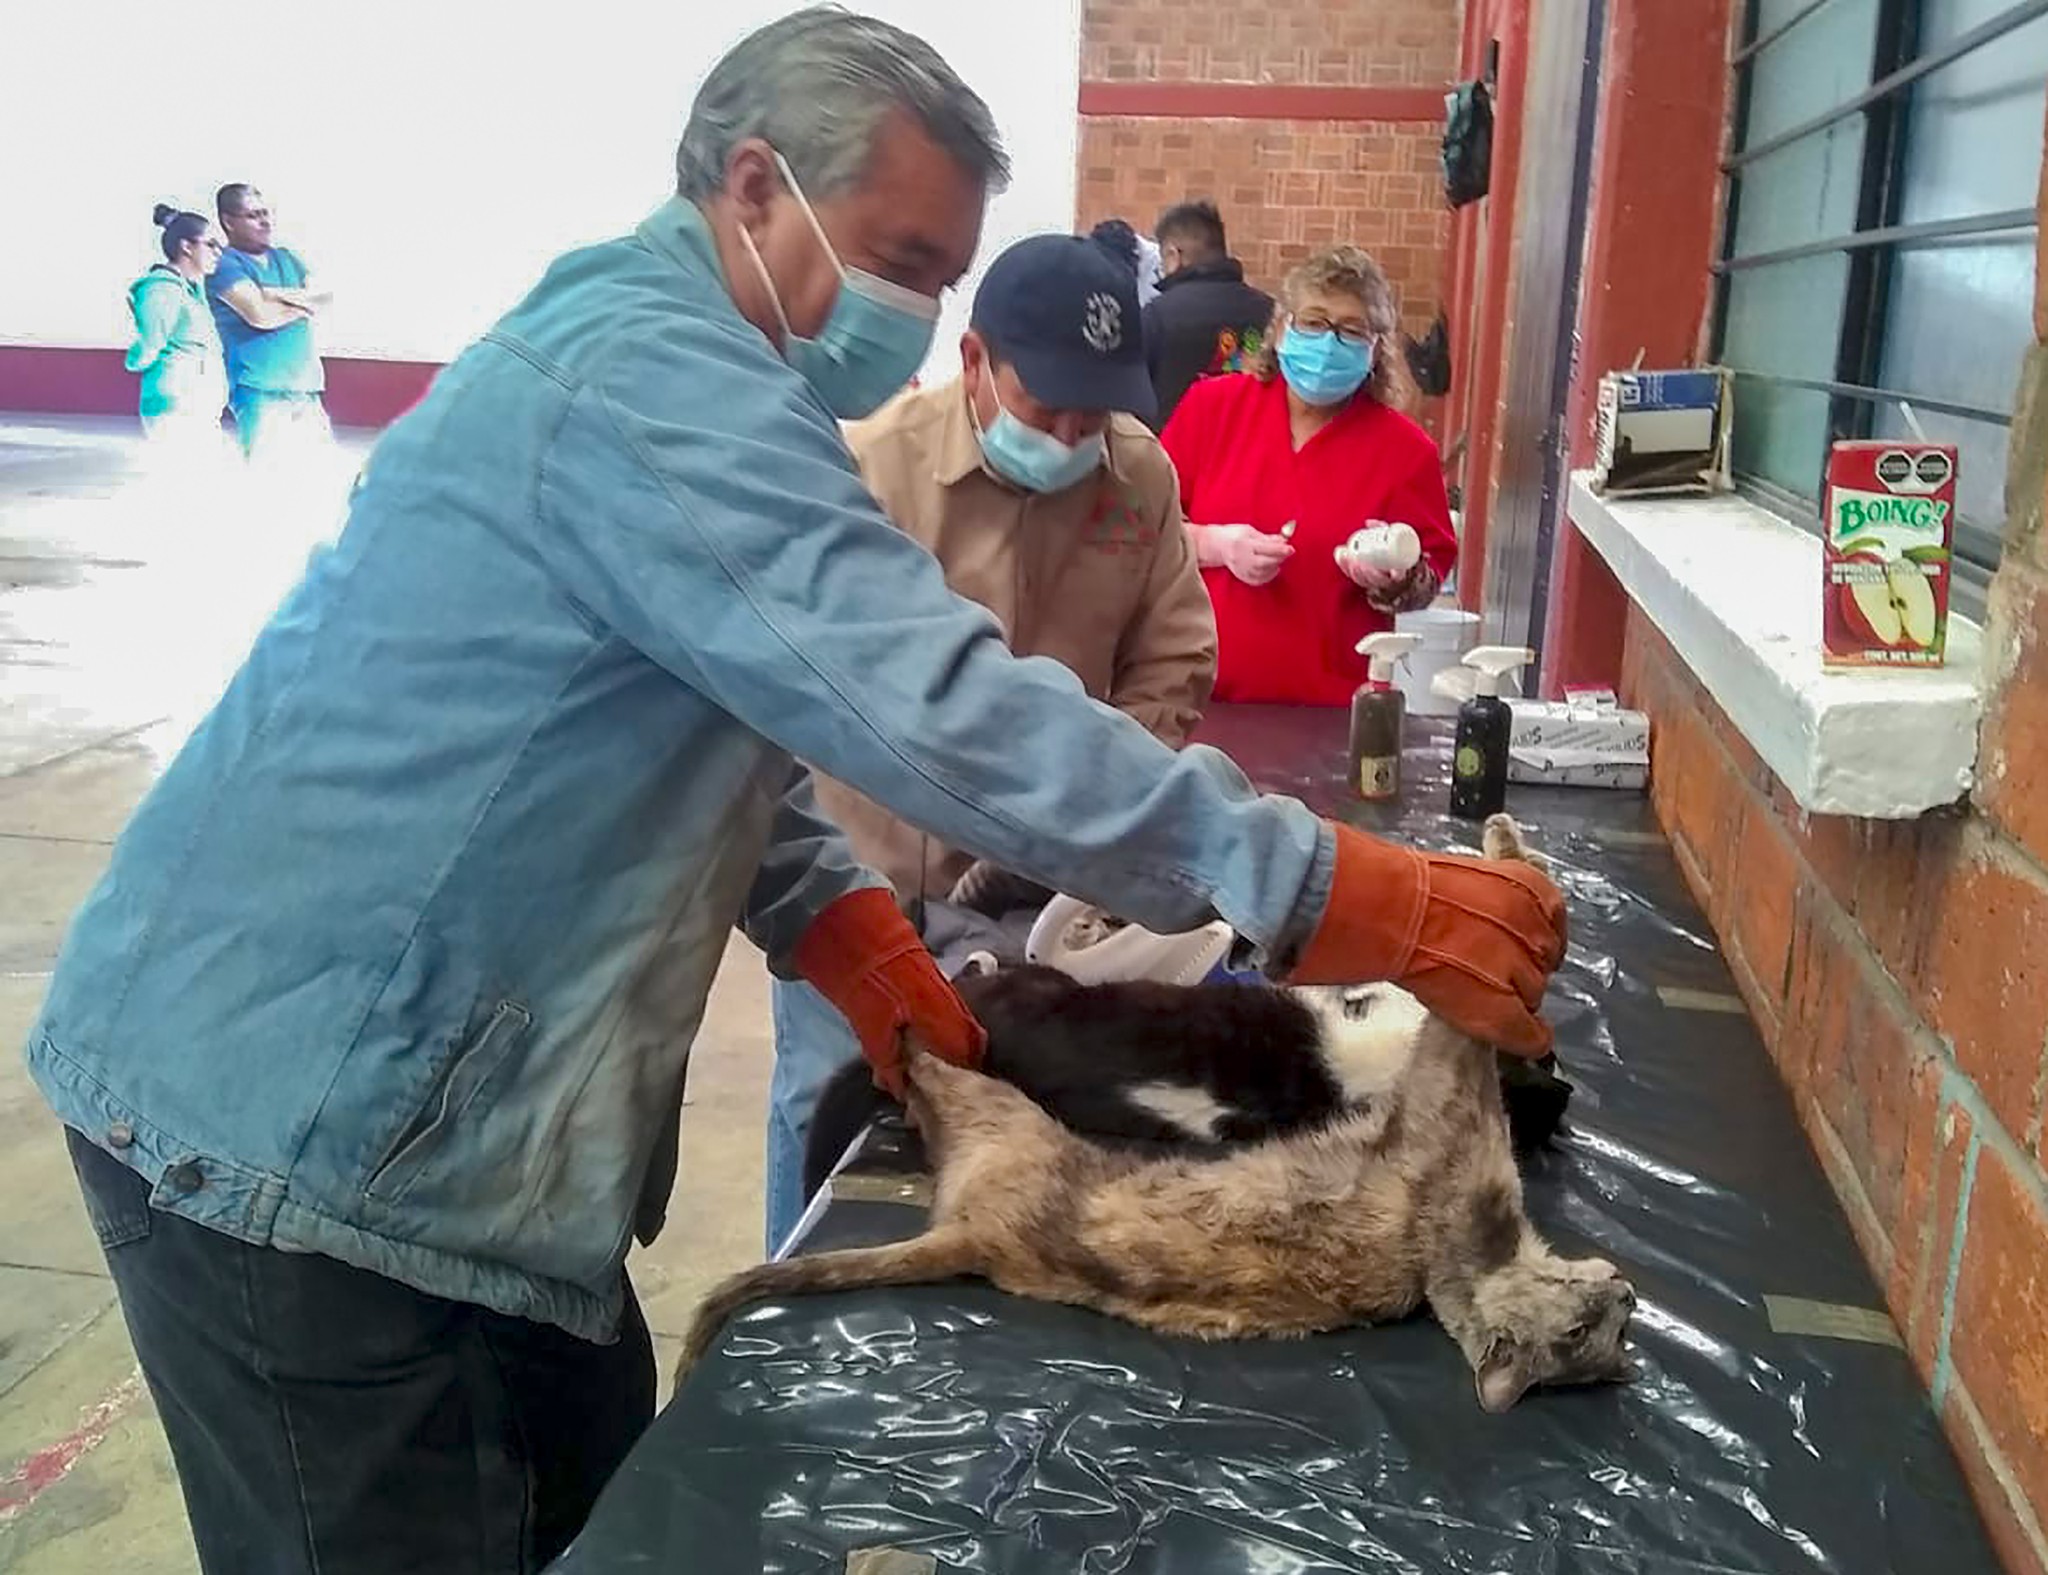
[1474,1333,1539,1413]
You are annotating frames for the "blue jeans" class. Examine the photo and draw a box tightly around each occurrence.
[228,386,329,457]
[765,976,863,1254]
[66,1127,653,1574]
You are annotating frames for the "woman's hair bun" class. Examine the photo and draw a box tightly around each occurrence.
[152,202,178,228]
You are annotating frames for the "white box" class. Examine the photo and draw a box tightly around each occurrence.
[1506,698,1650,790]
[1592,367,1733,499]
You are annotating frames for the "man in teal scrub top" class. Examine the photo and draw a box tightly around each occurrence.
[208,182,330,455]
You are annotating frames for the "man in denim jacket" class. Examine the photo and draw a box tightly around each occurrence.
[29,12,1566,1572]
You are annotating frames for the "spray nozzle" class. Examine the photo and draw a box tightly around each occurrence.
[1356,631,1422,684]
[1461,644,1534,698]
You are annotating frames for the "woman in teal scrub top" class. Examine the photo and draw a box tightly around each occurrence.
[125,205,227,443]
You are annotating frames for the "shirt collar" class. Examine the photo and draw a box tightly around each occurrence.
[933,381,1130,491]
[636,196,729,288]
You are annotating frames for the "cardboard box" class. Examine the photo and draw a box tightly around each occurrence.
[1592,368,1733,498]
[1821,440,1955,668]
[1506,697,1649,790]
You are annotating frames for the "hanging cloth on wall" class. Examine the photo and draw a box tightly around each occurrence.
[1406,310,1453,397]
[1442,79,1494,208]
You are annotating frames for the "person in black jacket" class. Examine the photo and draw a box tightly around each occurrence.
[1142,201,1276,430]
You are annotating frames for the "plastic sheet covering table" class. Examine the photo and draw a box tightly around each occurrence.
[550,706,2003,1575]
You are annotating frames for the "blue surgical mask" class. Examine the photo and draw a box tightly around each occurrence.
[739,151,941,419]
[1277,325,1374,407]
[973,388,1105,494]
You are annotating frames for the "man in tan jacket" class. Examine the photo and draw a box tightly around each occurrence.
[766,232,1218,1247]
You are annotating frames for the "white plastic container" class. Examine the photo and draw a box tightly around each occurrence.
[1025,896,1233,985]
[1393,606,1481,718]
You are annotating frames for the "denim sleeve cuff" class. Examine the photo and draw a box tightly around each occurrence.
[1236,817,1338,976]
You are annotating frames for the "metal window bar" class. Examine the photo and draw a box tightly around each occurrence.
[1734,472,1999,616]
[1722,370,2012,429]
[1731,0,1842,65]
[1714,208,2037,272]
[1724,0,2048,169]
[1715,0,2036,584]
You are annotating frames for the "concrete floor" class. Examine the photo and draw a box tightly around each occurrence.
[0,419,774,1572]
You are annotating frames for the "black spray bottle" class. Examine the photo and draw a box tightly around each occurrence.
[1349,631,1420,800]
[1449,645,1533,820]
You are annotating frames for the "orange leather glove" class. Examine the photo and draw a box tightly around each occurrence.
[1289,824,1567,1057]
[793,888,987,1098]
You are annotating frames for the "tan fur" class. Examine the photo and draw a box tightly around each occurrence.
[684,816,1635,1410]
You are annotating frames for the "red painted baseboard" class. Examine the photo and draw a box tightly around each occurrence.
[0,344,442,430]
[1077,81,1450,123]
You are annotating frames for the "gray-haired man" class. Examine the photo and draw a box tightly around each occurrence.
[39,9,1565,1571]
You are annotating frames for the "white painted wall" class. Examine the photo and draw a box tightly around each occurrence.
[0,0,1081,383]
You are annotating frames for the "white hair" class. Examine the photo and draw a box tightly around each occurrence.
[676,6,1010,202]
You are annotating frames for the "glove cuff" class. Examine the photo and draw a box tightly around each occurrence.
[792,887,920,1007]
[1287,823,1429,985]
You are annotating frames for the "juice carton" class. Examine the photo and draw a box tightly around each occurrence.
[1821,441,1956,668]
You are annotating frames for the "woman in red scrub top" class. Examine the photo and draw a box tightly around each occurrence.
[1161,245,1456,706]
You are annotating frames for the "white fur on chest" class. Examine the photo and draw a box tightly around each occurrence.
[1297,983,1428,1102]
[1125,1081,1238,1138]
[1115,983,1428,1141]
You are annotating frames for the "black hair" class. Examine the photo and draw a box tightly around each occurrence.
[215,182,256,220]
[1155,200,1228,260]
[1088,218,1140,276]
[153,203,209,260]
[965,317,1013,371]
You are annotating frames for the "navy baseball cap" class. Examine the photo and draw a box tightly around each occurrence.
[969,234,1156,423]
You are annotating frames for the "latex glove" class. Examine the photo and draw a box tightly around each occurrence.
[1288,823,1567,1056]
[794,888,986,1097]
[1336,521,1437,611]
[1200,523,1294,587]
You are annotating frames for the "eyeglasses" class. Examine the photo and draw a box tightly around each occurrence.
[1290,315,1375,346]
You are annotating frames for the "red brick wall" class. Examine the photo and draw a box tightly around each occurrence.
[1074,0,1461,331]
[1074,118,1446,329]
[1620,385,2048,1571]
[1080,0,1461,85]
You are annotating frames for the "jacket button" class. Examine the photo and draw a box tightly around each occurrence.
[106,1122,135,1149]
[166,1162,205,1195]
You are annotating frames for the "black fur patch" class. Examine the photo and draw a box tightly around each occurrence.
[963,966,1343,1143]
[801,1061,895,1200]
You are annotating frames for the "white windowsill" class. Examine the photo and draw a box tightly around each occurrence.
[1567,472,1984,820]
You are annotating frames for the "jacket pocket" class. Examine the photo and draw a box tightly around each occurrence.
[366,1001,533,1207]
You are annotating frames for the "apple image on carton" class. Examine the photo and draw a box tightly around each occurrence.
[1838,553,1939,651]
